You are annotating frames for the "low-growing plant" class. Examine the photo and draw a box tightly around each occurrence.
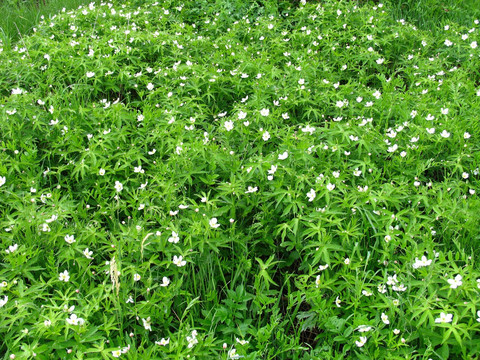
[0,0,479,359]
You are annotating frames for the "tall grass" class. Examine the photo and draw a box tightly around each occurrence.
[2,0,480,48]
[0,0,92,47]
[389,0,480,32]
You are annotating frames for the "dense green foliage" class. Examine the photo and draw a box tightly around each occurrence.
[389,0,480,33]
[0,0,93,47]
[0,0,479,359]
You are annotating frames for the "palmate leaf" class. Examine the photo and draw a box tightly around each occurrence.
[255,255,281,290]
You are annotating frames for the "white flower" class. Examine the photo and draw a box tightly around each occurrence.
[236,338,249,345]
[134,165,144,173]
[357,185,369,193]
[435,312,453,323]
[0,176,5,187]
[335,296,341,307]
[306,189,316,202]
[228,348,241,359]
[238,111,247,119]
[64,235,75,244]
[168,231,180,244]
[440,130,451,138]
[260,108,270,116]
[444,39,453,46]
[147,83,154,91]
[66,314,85,325]
[134,274,141,282]
[155,338,170,346]
[387,274,398,285]
[44,319,51,327]
[412,255,432,269]
[315,275,321,288]
[326,183,335,191]
[388,144,398,153]
[173,255,186,267]
[376,58,385,64]
[11,88,24,95]
[63,303,74,312]
[0,295,8,307]
[209,218,220,228]
[426,128,435,134]
[115,181,123,192]
[6,244,18,254]
[318,264,329,271]
[224,121,234,131]
[355,336,367,347]
[381,313,390,324]
[282,113,289,119]
[373,90,381,99]
[112,350,122,358]
[268,165,277,175]
[83,248,93,259]
[471,41,478,49]
[278,151,288,160]
[344,258,350,265]
[447,274,462,289]
[357,325,372,333]
[59,270,70,282]
[301,125,315,135]
[262,131,270,141]
[245,186,258,194]
[160,277,170,287]
[142,317,152,331]
[86,72,95,78]
[477,310,480,322]
[187,330,198,348]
